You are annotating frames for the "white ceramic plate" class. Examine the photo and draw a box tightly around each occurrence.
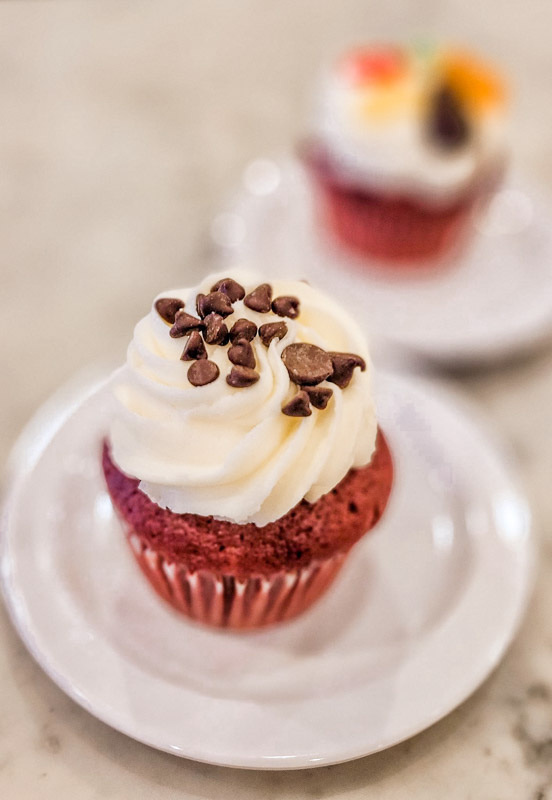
[0,370,534,769]
[211,158,552,365]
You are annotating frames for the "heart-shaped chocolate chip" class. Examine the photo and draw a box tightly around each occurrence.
[259,321,288,346]
[155,297,184,324]
[271,296,300,319]
[282,391,312,417]
[229,318,257,343]
[243,283,272,313]
[196,291,234,319]
[180,330,208,361]
[210,278,245,303]
[203,313,229,345]
[170,310,204,338]
[226,365,260,388]
[328,352,366,388]
[281,343,333,386]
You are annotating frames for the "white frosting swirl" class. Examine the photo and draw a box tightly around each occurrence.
[110,270,377,526]
[315,45,508,207]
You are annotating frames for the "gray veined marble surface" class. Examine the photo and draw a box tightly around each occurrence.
[1,1,552,798]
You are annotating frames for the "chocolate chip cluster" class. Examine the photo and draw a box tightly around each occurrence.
[155,277,366,417]
[279,344,365,417]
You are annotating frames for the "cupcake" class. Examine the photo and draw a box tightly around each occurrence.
[303,41,508,264]
[103,270,393,629]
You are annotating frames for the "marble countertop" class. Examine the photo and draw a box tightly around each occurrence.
[1,1,552,797]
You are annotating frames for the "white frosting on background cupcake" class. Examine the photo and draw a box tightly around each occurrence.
[110,269,377,526]
[315,42,508,206]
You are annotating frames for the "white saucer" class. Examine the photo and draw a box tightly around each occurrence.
[211,158,552,365]
[1,370,534,769]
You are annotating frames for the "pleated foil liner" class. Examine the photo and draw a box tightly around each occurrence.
[125,528,348,630]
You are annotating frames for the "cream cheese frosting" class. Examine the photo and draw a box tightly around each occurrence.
[109,270,377,526]
[315,43,508,206]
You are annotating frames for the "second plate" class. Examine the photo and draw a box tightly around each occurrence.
[212,158,552,365]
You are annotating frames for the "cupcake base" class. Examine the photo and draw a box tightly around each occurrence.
[316,178,472,263]
[303,144,501,266]
[124,522,348,629]
[103,430,393,631]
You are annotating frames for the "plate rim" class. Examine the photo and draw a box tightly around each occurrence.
[0,368,537,770]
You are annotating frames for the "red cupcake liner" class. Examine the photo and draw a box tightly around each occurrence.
[123,524,348,630]
[317,178,471,263]
[300,142,503,265]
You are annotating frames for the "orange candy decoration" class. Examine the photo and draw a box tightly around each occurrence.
[441,50,506,112]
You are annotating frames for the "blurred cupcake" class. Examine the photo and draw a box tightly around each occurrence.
[303,41,508,264]
[103,270,393,629]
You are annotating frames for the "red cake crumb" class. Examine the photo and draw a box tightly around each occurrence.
[102,429,393,580]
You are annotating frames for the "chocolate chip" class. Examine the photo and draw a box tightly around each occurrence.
[226,365,260,388]
[210,278,245,303]
[203,312,229,345]
[229,318,257,343]
[243,283,272,313]
[155,297,185,324]
[170,310,204,338]
[196,291,234,319]
[228,339,256,369]
[180,330,208,361]
[281,343,333,386]
[187,359,219,386]
[429,85,470,150]
[327,352,366,388]
[259,321,288,346]
[271,296,300,319]
[304,386,333,410]
[282,391,312,417]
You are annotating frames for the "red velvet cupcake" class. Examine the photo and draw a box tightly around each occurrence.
[304,42,508,265]
[103,270,393,629]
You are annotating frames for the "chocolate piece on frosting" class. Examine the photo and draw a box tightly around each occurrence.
[328,352,366,388]
[259,321,288,346]
[226,365,260,388]
[187,359,219,386]
[271,296,300,319]
[228,340,256,369]
[229,318,257,343]
[281,343,333,386]
[244,283,272,313]
[167,280,366,407]
[203,313,229,345]
[429,86,470,150]
[282,391,312,417]
[155,297,184,324]
[181,330,208,361]
[196,291,234,319]
[170,310,204,338]
[304,386,333,410]
[210,277,245,303]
